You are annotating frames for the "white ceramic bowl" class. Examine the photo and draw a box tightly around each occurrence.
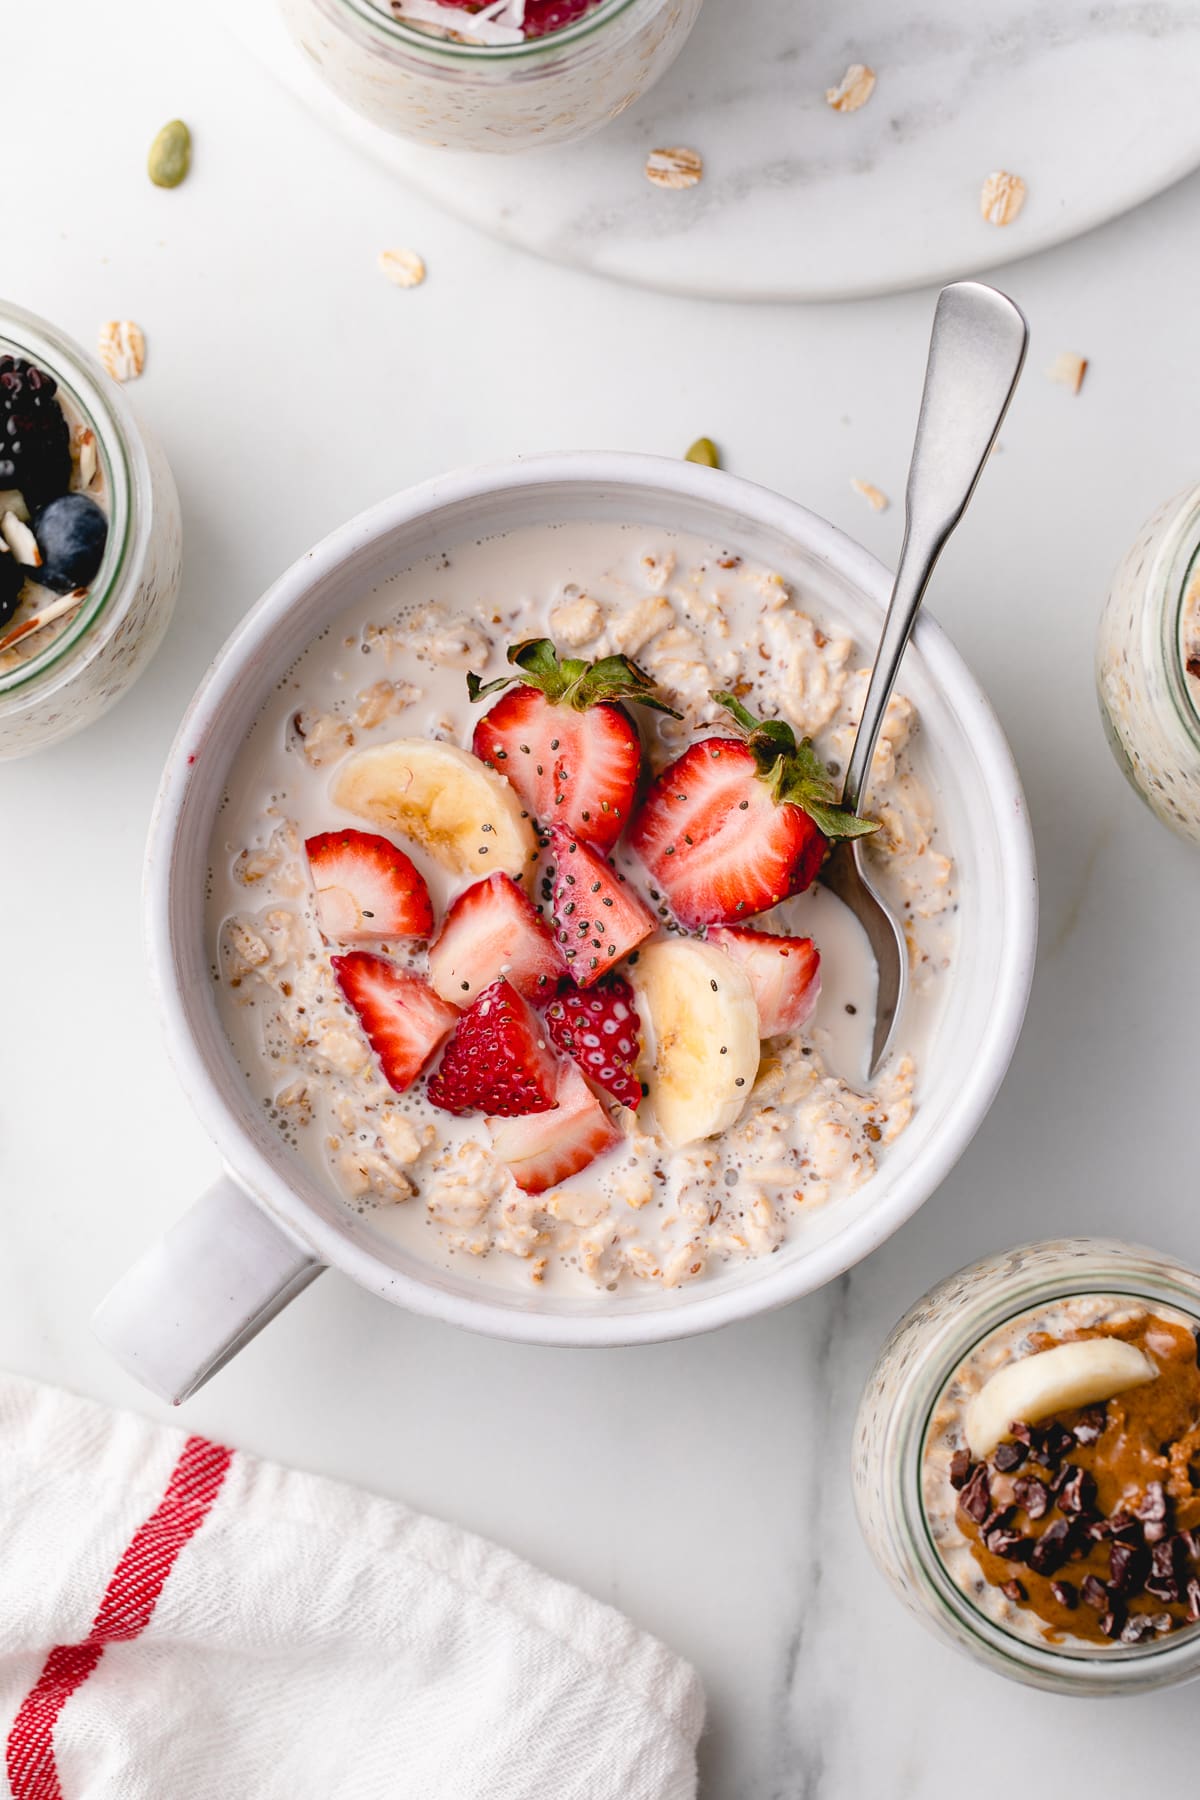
[93,454,1037,1402]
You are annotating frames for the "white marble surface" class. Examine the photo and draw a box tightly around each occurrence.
[5,3,1200,1794]
[232,0,1200,299]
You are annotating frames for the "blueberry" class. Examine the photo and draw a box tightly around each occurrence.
[33,493,108,595]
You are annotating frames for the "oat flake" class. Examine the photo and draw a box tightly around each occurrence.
[1046,351,1088,395]
[980,171,1026,227]
[825,63,876,112]
[98,320,146,382]
[378,248,427,289]
[850,477,889,513]
[645,147,703,190]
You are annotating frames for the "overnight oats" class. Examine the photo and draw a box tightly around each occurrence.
[1097,484,1200,846]
[208,522,956,1297]
[277,0,703,150]
[0,304,181,759]
[854,1239,1200,1693]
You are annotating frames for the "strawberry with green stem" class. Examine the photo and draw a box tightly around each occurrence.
[469,638,679,851]
[629,693,878,930]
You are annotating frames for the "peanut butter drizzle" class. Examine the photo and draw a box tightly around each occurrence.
[964,1314,1200,1645]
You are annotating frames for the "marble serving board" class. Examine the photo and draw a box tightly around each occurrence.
[229,0,1200,301]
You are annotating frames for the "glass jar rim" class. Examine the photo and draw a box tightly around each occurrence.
[904,1243,1200,1685]
[0,302,134,699]
[329,0,639,59]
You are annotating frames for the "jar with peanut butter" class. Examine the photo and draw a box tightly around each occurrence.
[854,1239,1200,1693]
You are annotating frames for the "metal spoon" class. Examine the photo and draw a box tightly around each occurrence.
[819,280,1028,1077]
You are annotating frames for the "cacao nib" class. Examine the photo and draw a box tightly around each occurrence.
[1081,1574,1109,1610]
[1186,1576,1200,1623]
[959,1462,991,1524]
[1029,1519,1071,1575]
[1073,1405,1106,1446]
[1050,1579,1078,1609]
[1041,1422,1075,1463]
[992,1441,1027,1473]
[1012,1475,1050,1520]
[1134,1482,1169,1546]
[948,1449,972,1490]
[1120,1613,1157,1645]
[1099,1609,1123,1638]
[1109,1540,1149,1597]
[1145,1540,1182,1603]
[986,1528,1030,1561]
[1001,1579,1026,1602]
[1057,1466,1097,1517]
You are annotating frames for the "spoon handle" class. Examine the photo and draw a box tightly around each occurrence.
[840,281,1028,818]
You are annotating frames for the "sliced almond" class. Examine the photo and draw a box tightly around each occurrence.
[825,63,876,112]
[378,248,427,289]
[850,477,889,513]
[980,171,1026,227]
[645,147,703,191]
[74,426,99,489]
[1046,351,1088,395]
[98,320,146,382]
[1,510,41,567]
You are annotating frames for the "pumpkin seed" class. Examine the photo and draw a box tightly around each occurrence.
[148,120,191,189]
[684,437,720,468]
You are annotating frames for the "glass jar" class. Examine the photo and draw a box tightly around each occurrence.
[0,303,182,760]
[1096,485,1200,846]
[277,0,704,151]
[853,1238,1200,1695]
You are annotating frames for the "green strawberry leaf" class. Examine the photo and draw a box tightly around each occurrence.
[468,638,681,718]
[709,689,880,839]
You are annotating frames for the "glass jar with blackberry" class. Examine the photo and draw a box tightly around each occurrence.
[853,1238,1200,1694]
[0,301,182,759]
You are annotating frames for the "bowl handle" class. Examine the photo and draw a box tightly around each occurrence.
[92,1175,324,1404]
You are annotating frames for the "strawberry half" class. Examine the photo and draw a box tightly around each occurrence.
[628,695,877,930]
[547,824,655,987]
[306,829,434,944]
[427,872,564,1007]
[331,952,457,1093]
[427,979,560,1117]
[469,638,678,850]
[706,927,821,1037]
[545,975,643,1110]
[487,1062,621,1194]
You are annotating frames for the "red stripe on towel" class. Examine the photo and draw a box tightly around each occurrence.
[5,1433,233,1800]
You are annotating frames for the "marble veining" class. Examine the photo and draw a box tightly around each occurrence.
[228,0,1200,299]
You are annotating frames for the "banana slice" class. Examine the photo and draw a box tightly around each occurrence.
[965,1338,1157,1458]
[331,740,536,884]
[629,939,760,1147]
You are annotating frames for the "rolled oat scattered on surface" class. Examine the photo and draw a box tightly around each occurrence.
[645,147,703,191]
[1046,352,1088,395]
[850,477,889,513]
[825,64,876,113]
[97,320,146,383]
[980,171,1026,227]
[378,248,427,289]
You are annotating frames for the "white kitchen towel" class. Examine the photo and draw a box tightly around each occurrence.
[0,1374,703,1800]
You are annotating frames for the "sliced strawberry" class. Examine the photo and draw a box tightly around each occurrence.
[706,927,821,1037]
[469,638,677,850]
[522,0,597,36]
[427,871,564,1007]
[427,979,560,1117]
[629,695,877,929]
[547,824,655,987]
[305,829,433,944]
[545,976,643,1110]
[487,1062,621,1194]
[331,952,457,1093]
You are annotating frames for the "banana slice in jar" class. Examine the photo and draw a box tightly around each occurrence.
[331,740,537,884]
[629,938,760,1148]
[964,1337,1157,1458]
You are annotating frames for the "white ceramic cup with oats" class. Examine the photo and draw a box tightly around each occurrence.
[92,454,1037,1402]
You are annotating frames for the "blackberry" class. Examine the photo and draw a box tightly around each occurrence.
[0,549,24,629]
[0,356,71,509]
